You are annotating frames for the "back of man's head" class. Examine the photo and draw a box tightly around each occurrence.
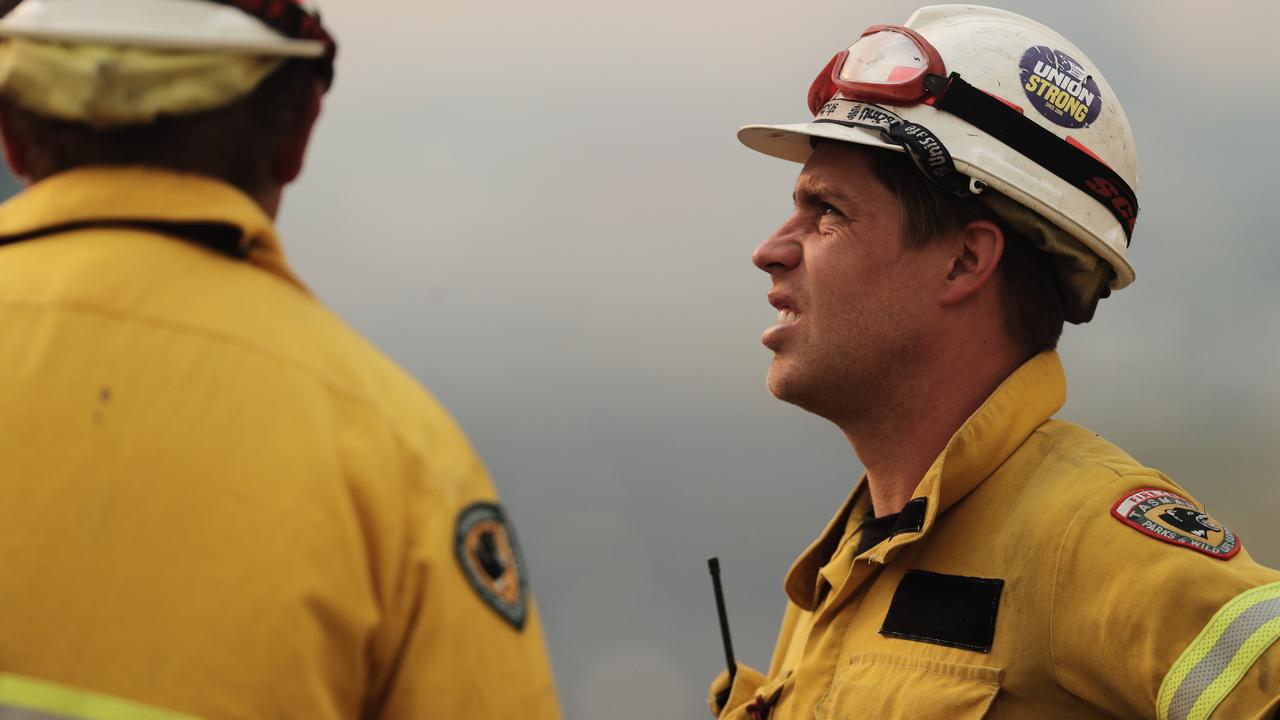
[0,59,321,195]
[0,0,336,200]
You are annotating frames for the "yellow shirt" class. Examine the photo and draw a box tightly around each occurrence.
[711,352,1280,720]
[0,167,561,720]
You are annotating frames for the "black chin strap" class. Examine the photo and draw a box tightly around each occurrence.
[923,72,1138,246]
[812,99,975,198]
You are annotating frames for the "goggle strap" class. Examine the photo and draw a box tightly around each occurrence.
[924,72,1137,245]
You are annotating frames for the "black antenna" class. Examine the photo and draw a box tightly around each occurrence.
[707,556,737,684]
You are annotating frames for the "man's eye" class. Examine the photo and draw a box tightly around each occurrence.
[820,203,842,217]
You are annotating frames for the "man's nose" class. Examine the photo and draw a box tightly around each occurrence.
[752,222,802,274]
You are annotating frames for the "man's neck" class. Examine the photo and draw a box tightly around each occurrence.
[843,346,1026,518]
[256,185,284,220]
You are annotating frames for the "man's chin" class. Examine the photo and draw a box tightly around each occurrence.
[766,362,809,405]
[766,360,850,421]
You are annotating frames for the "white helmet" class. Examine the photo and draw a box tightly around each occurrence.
[739,4,1138,322]
[0,0,336,126]
[0,0,333,61]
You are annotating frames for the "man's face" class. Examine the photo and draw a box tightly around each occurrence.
[753,142,941,421]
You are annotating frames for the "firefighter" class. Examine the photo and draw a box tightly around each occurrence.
[711,5,1280,719]
[0,1,560,717]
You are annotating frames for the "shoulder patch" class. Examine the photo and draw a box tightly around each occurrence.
[455,502,528,630]
[1111,488,1240,560]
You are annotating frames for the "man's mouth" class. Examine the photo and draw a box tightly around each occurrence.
[763,292,801,348]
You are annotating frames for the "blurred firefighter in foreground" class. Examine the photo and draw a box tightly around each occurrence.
[710,5,1280,719]
[0,1,560,717]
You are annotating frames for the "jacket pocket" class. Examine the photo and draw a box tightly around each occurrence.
[814,652,1003,720]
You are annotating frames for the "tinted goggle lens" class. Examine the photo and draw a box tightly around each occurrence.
[838,30,928,86]
[807,26,943,114]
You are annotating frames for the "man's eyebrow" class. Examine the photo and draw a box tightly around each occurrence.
[792,183,860,210]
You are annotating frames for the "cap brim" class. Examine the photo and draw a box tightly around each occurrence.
[0,0,327,59]
[737,121,904,164]
[0,28,326,58]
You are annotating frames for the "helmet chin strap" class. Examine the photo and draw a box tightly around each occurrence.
[811,97,975,198]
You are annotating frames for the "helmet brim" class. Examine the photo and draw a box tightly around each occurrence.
[0,0,328,58]
[737,118,1135,295]
[737,121,903,165]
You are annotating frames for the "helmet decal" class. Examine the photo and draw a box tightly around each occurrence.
[1019,46,1102,129]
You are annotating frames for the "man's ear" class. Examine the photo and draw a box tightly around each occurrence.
[0,102,31,179]
[940,219,1004,306]
[272,81,324,185]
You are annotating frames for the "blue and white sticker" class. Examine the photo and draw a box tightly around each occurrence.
[1019,46,1102,128]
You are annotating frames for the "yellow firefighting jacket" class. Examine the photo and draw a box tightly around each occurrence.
[710,351,1280,720]
[0,167,561,720]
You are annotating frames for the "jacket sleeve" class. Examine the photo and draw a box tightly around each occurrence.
[1051,474,1280,719]
[708,664,767,718]
[370,422,561,720]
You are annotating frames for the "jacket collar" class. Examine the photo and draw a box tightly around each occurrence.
[0,166,305,290]
[784,351,1067,610]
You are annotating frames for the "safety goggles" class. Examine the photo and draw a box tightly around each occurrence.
[807,25,944,114]
[804,24,1139,245]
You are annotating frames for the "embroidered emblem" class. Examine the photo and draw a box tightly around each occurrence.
[1111,488,1239,560]
[454,502,528,629]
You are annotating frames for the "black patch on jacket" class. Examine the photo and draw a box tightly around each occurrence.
[880,570,1004,652]
[890,497,928,537]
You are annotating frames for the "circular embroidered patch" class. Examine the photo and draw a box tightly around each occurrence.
[454,502,528,630]
[1111,488,1240,560]
[1019,45,1102,128]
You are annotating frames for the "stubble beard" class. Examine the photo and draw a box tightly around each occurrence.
[766,349,876,427]
[766,330,921,430]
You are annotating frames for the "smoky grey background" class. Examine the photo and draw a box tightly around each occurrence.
[8,0,1270,717]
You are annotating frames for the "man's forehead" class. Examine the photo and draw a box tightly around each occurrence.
[793,144,880,200]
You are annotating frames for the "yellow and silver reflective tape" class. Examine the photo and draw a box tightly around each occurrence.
[0,673,203,720]
[1157,581,1280,720]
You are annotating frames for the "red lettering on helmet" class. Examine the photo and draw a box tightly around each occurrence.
[1085,176,1138,237]
[1111,197,1135,219]
[1086,176,1119,198]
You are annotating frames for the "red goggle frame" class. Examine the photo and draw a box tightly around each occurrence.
[807,25,945,115]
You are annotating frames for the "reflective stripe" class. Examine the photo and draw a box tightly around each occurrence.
[0,706,80,720]
[0,674,202,720]
[1158,582,1280,720]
